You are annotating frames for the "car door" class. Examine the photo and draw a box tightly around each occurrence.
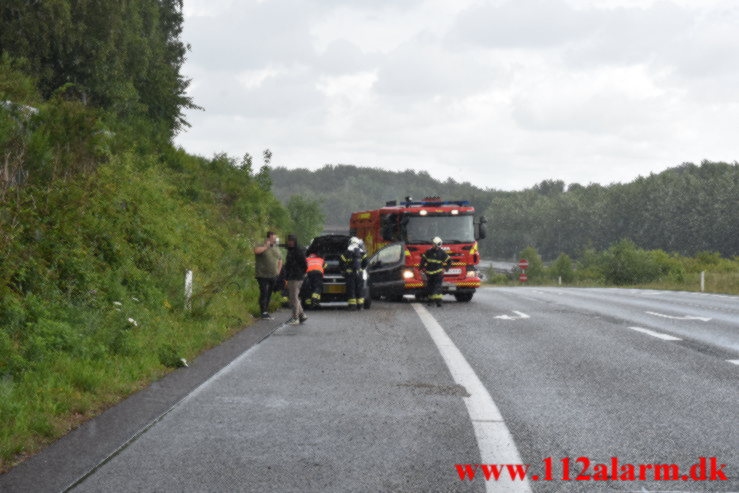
[367,243,406,297]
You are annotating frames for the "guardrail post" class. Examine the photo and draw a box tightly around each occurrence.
[700,271,705,292]
[185,270,193,310]
[558,276,562,286]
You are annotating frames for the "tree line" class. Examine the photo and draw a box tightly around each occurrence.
[270,161,738,259]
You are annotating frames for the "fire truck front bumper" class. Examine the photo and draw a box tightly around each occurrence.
[403,277,481,293]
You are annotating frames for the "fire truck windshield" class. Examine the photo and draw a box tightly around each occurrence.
[404,215,475,244]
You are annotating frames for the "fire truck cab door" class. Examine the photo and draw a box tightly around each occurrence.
[367,242,405,297]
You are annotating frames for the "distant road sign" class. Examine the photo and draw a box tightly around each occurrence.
[519,274,528,282]
[519,259,529,270]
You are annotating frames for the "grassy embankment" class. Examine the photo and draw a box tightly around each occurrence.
[0,149,291,471]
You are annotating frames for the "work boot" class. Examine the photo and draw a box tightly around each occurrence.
[436,300,442,307]
[299,313,308,324]
[286,317,299,325]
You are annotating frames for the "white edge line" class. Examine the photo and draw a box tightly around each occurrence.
[727,360,739,366]
[412,303,532,493]
[628,326,682,341]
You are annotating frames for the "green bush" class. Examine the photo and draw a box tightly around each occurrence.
[518,246,545,280]
[549,253,575,283]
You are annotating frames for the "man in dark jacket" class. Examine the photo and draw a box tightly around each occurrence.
[284,234,308,324]
[340,237,368,310]
[420,236,451,307]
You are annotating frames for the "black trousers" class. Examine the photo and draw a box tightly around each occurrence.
[256,277,276,313]
[307,271,323,300]
[426,273,443,300]
[345,272,363,304]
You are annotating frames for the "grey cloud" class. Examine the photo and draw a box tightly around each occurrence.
[564,3,695,68]
[374,34,502,103]
[190,67,326,118]
[450,0,593,49]
[316,39,374,75]
[184,0,318,71]
[511,91,671,137]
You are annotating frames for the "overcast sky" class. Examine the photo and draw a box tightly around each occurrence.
[174,0,739,190]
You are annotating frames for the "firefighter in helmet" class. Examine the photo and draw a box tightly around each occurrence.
[340,237,368,310]
[420,236,451,307]
[304,252,326,308]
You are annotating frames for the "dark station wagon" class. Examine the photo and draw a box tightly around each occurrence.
[302,234,371,309]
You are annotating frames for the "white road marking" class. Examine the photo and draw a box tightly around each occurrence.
[645,311,712,322]
[727,360,739,366]
[494,311,530,320]
[629,326,682,341]
[413,304,532,493]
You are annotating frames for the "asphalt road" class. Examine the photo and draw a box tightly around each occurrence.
[3,287,737,492]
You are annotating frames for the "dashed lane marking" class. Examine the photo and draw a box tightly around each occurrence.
[629,326,682,341]
[413,303,532,493]
[645,311,712,322]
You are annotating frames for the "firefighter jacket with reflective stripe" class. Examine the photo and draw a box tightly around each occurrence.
[306,256,325,274]
[340,248,368,274]
[420,247,451,275]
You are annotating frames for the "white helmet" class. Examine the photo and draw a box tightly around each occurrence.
[432,236,443,246]
[350,236,360,245]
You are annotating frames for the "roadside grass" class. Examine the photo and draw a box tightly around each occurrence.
[0,300,257,471]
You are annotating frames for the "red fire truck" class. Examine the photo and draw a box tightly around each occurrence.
[350,197,487,302]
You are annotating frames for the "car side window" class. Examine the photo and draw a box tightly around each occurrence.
[377,244,402,264]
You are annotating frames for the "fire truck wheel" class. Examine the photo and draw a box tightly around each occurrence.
[388,294,404,302]
[454,292,474,302]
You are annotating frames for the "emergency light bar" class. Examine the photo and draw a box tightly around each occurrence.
[399,200,470,207]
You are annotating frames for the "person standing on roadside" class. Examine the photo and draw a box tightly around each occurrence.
[284,234,308,325]
[253,231,282,319]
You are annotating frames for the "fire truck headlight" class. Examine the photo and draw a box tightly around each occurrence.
[403,269,415,279]
[466,269,477,278]
[451,209,459,215]
[419,210,427,216]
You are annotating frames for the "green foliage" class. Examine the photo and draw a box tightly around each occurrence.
[287,195,325,245]
[601,239,673,285]
[0,0,197,140]
[518,246,544,280]
[549,253,574,283]
[0,149,293,469]
[0,54,40,105]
